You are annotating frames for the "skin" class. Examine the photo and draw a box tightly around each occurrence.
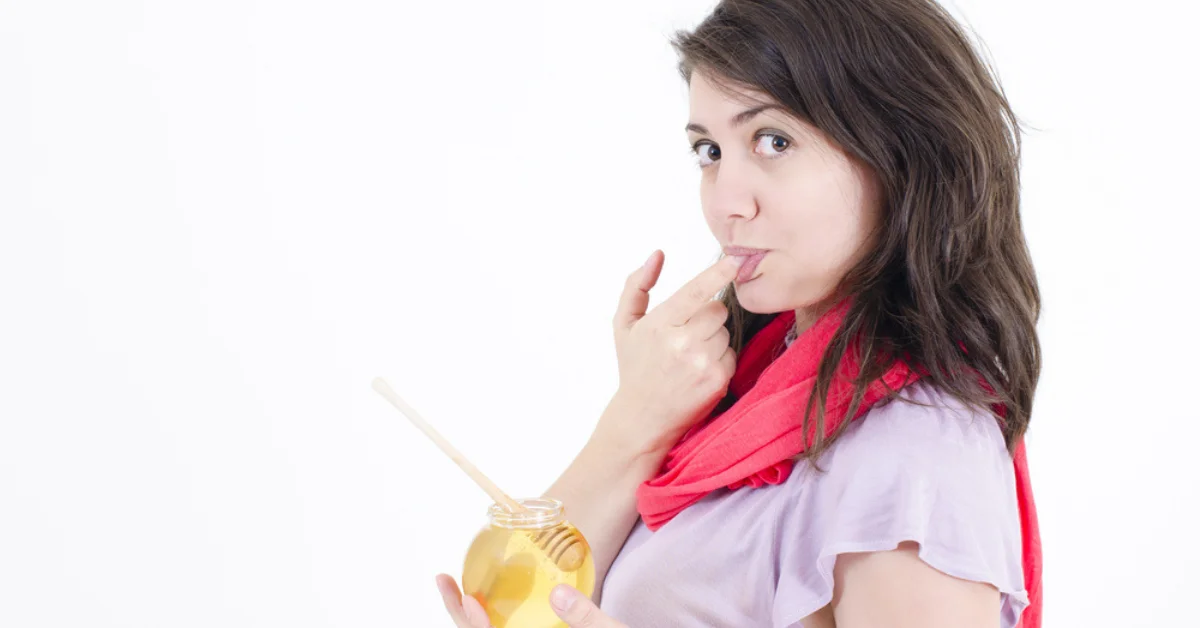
[687,70,883,334]
[688,69,1001,628]
[435,69,1002,627]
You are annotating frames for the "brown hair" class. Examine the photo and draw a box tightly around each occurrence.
[674,0,1041,459]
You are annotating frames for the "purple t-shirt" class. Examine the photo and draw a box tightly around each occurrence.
[599,381,1029,627]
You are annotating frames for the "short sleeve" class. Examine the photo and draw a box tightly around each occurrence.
[770,383,1030,628]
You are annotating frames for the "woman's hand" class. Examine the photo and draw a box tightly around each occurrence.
[435,576,627,628]
[548,584,629,627]
[434,574,493,628]
[607,251,744,457]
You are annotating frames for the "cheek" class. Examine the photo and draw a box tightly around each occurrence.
[701,204,719,234]
[781,180,875,284]
[808,207,871,259]
[698,180,720,233]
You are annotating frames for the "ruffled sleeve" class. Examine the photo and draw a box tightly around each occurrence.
[771,383,1030,628]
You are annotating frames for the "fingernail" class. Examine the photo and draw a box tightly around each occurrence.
[727,255,746,267]
[550,584,577,612]
[642,252,656,273]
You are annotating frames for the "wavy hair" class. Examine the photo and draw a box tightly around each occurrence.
[674,0,1041,459]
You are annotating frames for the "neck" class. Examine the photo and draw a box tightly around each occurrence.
[792,297,839,338]
[792,307,820,338]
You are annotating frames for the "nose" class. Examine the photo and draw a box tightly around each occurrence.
[705,158,760,223]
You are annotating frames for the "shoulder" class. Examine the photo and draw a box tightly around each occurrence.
[770,382,1029,628]
[817,381,1015,488]
[800,382,1024,565]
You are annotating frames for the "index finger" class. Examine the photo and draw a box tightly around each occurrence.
[654,255,744,325]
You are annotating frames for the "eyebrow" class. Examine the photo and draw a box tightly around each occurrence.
[685,104,784,135]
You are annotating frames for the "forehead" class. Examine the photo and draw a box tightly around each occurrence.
[685,71,808,138]
[688,70,774,113]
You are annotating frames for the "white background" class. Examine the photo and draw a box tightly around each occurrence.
[2,0,1198,626]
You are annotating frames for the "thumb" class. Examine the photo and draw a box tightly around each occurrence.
[550,584,623,627]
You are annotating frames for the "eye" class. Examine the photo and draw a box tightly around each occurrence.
[690,132,792,169]
[691,141,720,168]
[756,133,791,156]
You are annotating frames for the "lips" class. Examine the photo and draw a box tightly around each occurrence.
[723,245,768,257]
[723,246,768,284]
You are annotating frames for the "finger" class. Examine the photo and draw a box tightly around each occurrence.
[461,593,494,628]
[435,574,473,627]
[688,300,730,340]
[719,345,737,379]
[705,323,730,349]
[550,584,624,627]
[656,255,743,326]
[613,250,663,331]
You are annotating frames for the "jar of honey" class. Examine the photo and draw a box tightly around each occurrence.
[461,498,595,628]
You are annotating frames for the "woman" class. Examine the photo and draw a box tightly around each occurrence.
[438,0,1042,625]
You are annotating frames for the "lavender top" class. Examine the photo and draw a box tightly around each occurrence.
[599,379,1029,627]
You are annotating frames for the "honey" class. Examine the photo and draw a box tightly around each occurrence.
[462,498,595,628]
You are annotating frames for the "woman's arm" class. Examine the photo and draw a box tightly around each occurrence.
[543,253,741,601]
[817,541,1001,628]
[542,394,664,601]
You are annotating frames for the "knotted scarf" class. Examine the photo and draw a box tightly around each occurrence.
[633,301,1042,627]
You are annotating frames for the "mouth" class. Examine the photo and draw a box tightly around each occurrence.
[724,246,769,284]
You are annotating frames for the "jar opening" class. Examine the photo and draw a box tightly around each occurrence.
[488,498,564,529]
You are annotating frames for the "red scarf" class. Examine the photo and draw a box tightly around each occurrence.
[634,302,1042,627]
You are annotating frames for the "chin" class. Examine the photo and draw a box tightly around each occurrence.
[734,276,828,316]
[731,280,788,315]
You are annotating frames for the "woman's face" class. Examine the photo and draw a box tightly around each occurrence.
[687,70,883,317]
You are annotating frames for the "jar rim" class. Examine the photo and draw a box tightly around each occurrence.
[487,497,564,529]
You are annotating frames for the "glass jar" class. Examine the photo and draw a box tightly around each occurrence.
[461,498,595,628]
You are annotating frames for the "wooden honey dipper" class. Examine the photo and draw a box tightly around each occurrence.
[530,524,587,572]
[372,377,588,572]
